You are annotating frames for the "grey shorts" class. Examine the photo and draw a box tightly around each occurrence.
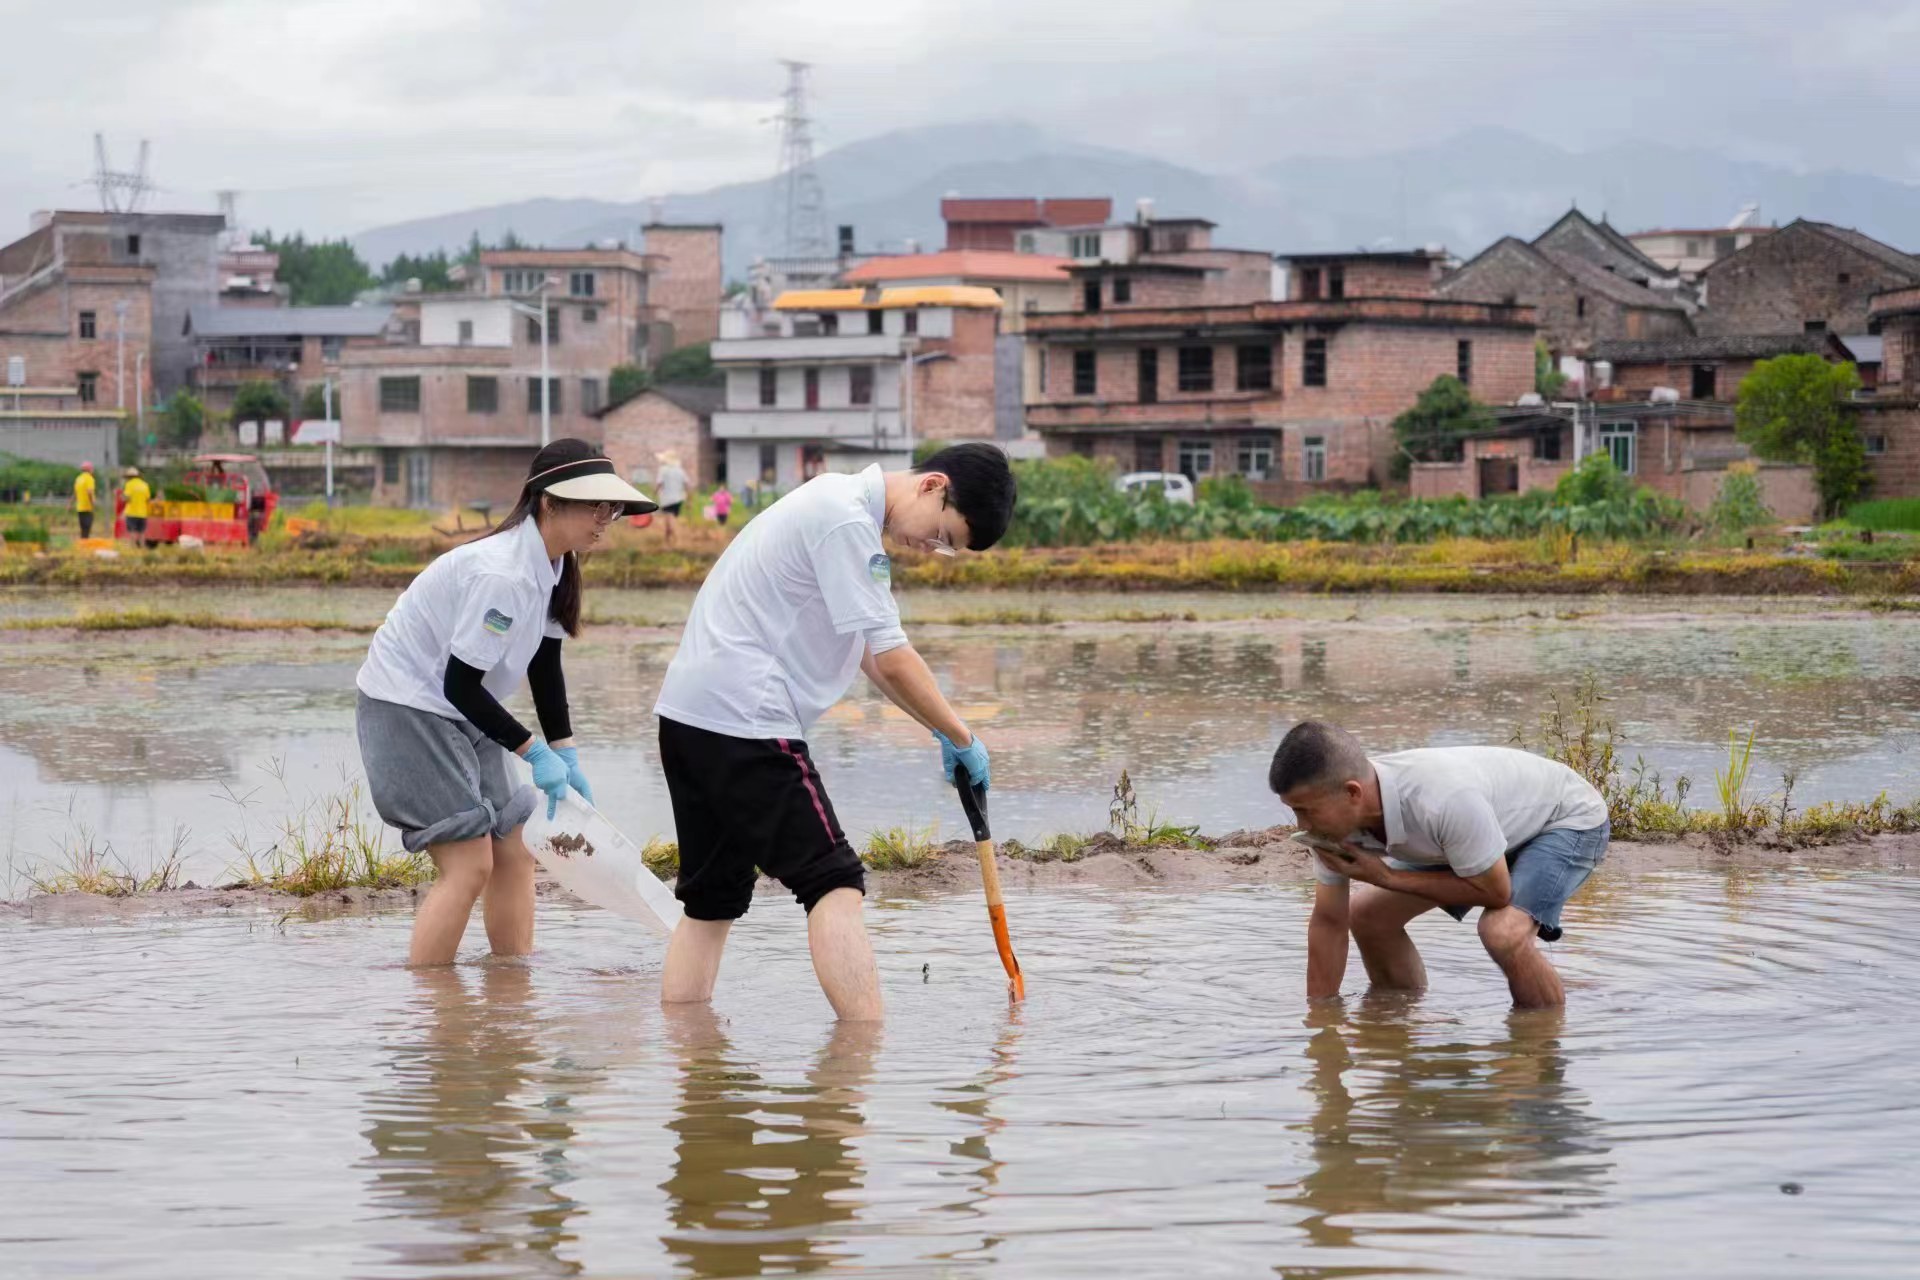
[1439,820,1610,942]
[355,692,536,852]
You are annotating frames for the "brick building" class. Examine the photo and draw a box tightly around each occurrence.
[1281,249,1448,301]
[640,223,725,346]
[1861,286,1920,499]
[598,382,722,493]
[1437,209,1691,362]
[1698,220,1920,337]
[1586,332,1849,403]
[941,198,1113,252]
[0,210,225,414]
[1628,224,1773,280]
[1026,283,1536,501]
[184,305,393,417]
[1022,209,1276,312]
[709,285,1003,493]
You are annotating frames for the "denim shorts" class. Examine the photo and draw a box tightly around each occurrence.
[1441,820,1610,941]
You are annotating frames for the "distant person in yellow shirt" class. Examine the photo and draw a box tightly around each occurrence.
[121,466,151,546]
[71,462,97,540]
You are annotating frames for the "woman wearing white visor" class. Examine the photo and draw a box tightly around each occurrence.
[356,439,655,965]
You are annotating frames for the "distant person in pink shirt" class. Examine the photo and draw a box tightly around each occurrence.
[711,485,733,528]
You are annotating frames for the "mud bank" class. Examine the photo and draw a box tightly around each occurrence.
[8,827,1917,924]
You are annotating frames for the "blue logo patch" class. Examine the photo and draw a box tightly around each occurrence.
[868,553,891,584]
[482,608,514,636]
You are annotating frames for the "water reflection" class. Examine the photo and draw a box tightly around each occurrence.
[1273,999,1611,1274]
[659,1010,878,1276]
[360,966,584,1277]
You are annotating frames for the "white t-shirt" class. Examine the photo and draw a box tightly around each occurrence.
[655,465,907,739]
[657,463,689,507]
[1311,747,1608,886]
[356,518,563,721]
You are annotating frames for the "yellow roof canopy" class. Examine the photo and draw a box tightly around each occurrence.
[772,285,1004,312]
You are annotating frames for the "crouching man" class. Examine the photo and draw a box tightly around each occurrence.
[1270,722,1609,1008]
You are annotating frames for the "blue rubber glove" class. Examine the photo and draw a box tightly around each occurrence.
[524,739,571,820]
[555,745,593,806]
[934,730,990,792]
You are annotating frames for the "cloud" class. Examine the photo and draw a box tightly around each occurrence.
[0,0,1911,240]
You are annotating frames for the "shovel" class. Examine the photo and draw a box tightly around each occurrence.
[953,762,1025,1001]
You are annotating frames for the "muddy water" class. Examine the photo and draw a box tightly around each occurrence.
[5,590,1920,894]
[3,870,1915,1277]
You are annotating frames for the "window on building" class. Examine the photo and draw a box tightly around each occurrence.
[322,336,344,361]
[1138,348,1158,403]
[1685,239,1701,257]
[804,367,820,410]
[379,376,421,413]
[581,377,603,415]
[1576,296,1587,319]
[903,310,918,335]
[78,310,97,340]
[582,306,598,324]
[1863,433,1888,456]
[569,271,595,297]
[1303,435,1327,482]
[77,372,98,404]
[792,317,823,337]
[759,367,779,406]
[1838,272,1851,285]
[1237,436,1274,479]
[1303,337,1328,387]
[527,377,561,414]
[1165,230,1191,252]
[1018,233,1037,254]
[1236,344,1273,391]
[1070,233,1101,259]
[1177,346,1214,393]
[466,375,498,413]
[1298,267,1322,300]
[1071,436,1094,458]
[1601,422,1637,475]
[1457,339,1473,386]
[1038,347,1049,394]
[126,235,140,256]
[1804,320,1827,334]
[1691,364,1717,399]
[1135,436,1162,472]
[1073,350,1098,396]
[1328,265,1345,300]
[458,319,474,345]
[1533,429,1564,462]
[1083,280,1103,313]
[849,365,874,406]
[1716,235,1737,257]
[1177,438,1213,480]
[867,309,884,335]
[383,451,401,485]
[1113,278,1132,304]
[820,313,840,336]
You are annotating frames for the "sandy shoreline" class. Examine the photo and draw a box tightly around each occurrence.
[6,827,1915,924]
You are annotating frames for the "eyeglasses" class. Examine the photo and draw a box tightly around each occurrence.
[924,528,956,557]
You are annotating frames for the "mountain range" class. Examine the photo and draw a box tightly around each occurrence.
[348,122,1920,280]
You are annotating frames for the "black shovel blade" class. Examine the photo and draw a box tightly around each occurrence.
[953,762,990,842]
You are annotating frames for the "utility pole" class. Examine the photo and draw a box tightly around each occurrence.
[134,350,145,441]
[114,300,128,409]
[323,377,335,506]
[538,276,553,446]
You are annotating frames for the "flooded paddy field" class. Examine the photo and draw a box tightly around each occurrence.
[3,871,1916,1278]
[4,588,1918,895]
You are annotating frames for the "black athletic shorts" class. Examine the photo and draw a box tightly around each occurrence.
[660,501,685,517]
[658,716,866,920]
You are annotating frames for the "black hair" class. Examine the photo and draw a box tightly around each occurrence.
[1269,721,1368,795]
[915,442,1016,551]
[482,440,599,638]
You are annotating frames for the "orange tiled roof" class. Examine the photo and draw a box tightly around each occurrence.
[842,250,1072,285]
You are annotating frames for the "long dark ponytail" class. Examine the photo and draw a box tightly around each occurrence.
[482,486,583,637]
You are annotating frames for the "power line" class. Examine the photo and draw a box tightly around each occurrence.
[92,133,155,213]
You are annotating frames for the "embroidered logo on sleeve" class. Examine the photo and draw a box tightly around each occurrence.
[483,608,514,636]
[867,553,891,584]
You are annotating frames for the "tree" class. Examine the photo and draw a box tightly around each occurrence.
[1390,374,1496,478]
[232,380,291,424]
[1734,354,1866,518]
[258,230,375,305]
[1706,461,1774,537]
[1535,340,1568,398]
[298,384,330,419]
[159,391,207,449]
[379,249,459,293]
[654,342,716,384]
[608,363,650,409]
[1554,451,1635,506]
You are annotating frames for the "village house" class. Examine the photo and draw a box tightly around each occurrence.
[941,197,1114,252]
[1697,219,1920,337]
[1436,208,1692,366]
[183,305,393,418]
[1026,244,1535,500]
[596,382,723,495]
[708,285,1003,493]
[1861,286,1920,499]
[1628,221,1773,281]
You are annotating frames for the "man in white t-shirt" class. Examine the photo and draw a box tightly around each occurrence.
[654,443,1018,1020]
[1270,721,1610,1008]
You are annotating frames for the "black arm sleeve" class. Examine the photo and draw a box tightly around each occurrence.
[443,656,533,752]
[526,635,573,742]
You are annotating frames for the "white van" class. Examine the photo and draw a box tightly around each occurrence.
[1115,471,1197,505]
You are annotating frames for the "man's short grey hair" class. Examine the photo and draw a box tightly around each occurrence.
[1269,721,1369,795]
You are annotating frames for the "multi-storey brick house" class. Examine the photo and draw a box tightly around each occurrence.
[1698,219,1920,338]
[709,285,1003,493]
[0,211,225,415]
[1861,286,1920,499]
[639,223,725,346]
[942,198,1113,252]
[597,382,723,494]
[1026,248,1536,500]
[184,305,393,418]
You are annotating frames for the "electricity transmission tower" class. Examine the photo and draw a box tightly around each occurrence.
[92,134,155,213]
[768,61,829,258]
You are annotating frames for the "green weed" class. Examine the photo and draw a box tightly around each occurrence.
[863,825,941,870]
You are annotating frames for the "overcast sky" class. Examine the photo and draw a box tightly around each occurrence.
[1,0,1913,241]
